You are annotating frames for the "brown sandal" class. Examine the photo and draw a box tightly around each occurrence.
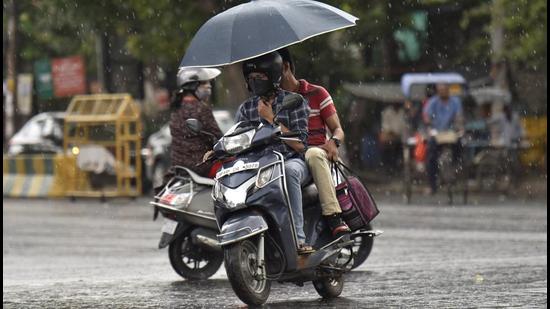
[298,243,315,255]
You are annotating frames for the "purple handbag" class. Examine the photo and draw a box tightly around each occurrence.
[334,162,380,231]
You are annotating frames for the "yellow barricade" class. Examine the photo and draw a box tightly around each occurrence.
[3,154,83,198]
[520,117,547,169]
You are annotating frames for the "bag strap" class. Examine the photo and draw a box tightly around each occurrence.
[333,160,351,184]
[334,161,369,186]
[335,161,354,175]
[331,161,342,185]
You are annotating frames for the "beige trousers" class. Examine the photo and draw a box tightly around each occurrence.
[305,147,341,216]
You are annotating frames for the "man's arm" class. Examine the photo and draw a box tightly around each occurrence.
[326,113,345,141]
[319,113,344,161]
[280,122,306,153]
[257,96,307,153]
[284,98,309,153]
[317,88,344,160]
[423,99,434,126]
[235,101,250,123]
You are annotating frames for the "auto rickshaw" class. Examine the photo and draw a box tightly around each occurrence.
[400,73,468,204]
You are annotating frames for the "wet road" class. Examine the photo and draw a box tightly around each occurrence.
[3,197,547,308]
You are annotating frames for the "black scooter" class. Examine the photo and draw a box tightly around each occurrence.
[200,94,380,305]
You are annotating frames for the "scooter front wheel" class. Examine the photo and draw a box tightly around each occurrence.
[168,233,223,280]
[312,275,344,299]
[224,239,271,306]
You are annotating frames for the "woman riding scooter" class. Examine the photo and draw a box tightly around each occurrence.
[168,67,223,181]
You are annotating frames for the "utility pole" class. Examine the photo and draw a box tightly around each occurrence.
[490,0,508,99]
[95,33,106,93]
[5,0,18,144]
[101,32,113,93]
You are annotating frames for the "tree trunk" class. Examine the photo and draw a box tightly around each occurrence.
[218,64,248,110]
[490,0,509,101]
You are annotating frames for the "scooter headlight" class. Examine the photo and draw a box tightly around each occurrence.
[223,130,255,154]
[255,165,275,188]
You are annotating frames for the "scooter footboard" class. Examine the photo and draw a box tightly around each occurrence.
[217,211,268,246]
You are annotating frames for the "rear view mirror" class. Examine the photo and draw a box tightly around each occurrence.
[280,93,303,111]
[185,119,203,134]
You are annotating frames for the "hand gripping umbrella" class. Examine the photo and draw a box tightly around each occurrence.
[180,0,358,68]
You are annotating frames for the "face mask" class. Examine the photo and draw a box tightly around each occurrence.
[248,78,274,97]
[195,88,212,102]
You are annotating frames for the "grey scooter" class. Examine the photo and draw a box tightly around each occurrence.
[151,166,222,280]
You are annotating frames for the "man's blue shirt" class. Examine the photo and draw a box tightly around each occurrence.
[424,96,463,131]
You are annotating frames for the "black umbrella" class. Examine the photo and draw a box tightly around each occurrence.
[180,0,358,68]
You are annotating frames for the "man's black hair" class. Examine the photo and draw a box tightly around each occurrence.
[277,47,295,74]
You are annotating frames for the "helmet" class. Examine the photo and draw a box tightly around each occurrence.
[177,67,221,90]
[242,52,283,96]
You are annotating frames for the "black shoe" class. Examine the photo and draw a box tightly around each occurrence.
[324,213,351,238]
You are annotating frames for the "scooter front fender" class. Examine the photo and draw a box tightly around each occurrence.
[217,211,268,246]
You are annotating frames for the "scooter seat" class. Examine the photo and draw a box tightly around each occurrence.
[173,166,215,186]
[301,182,320,207]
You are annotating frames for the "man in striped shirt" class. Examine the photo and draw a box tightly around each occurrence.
[278,48,351,238]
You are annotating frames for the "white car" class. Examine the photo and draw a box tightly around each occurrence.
[8,112,65,155]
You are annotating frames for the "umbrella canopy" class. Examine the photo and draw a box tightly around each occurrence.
[344,83,407,103]
[401,73,467,98]
[470,87,512,105]
[180,0,358,68]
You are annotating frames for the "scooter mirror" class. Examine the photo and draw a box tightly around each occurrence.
[186,118,203,134]
[280,93,303,111]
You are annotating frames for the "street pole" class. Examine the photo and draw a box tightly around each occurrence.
[490,0,508,105]
[101,32,113,93]
[95,33,106,93]
[5,0,18,144]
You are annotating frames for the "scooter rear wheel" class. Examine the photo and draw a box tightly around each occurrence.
[312,275,344,299]
[168,233,223,280]
[224,239,271,306]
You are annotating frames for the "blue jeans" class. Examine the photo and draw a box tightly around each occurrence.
[284,158,310,243]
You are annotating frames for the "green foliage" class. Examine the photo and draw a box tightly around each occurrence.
[5,0,547,88]
[501,0,547,68]
[461,0,547,68]
[12,1,96,71]
[8,0,217,70]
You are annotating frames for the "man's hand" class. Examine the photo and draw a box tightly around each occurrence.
[202,150,214,162]
[320,139,339,161]
[257,98,275,124]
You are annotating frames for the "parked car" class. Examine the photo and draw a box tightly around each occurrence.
[7,112,65,155]
[143,110,235,189]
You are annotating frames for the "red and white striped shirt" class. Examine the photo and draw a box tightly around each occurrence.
[296,79,337,146]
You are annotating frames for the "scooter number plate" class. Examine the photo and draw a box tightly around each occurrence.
[161,219,178,235]
[216,162,259,179]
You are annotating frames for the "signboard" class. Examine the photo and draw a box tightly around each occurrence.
[51,56,87,97]
[34,59,54,99]
[17,74,33,115]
